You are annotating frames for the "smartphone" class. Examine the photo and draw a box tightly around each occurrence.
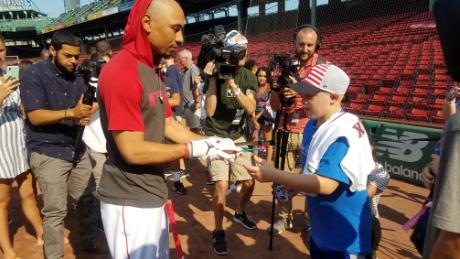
[6,65,20,80]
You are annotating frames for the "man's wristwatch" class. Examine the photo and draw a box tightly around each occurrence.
[233,87,242,96]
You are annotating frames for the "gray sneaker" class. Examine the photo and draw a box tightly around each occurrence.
[266,217,293,235]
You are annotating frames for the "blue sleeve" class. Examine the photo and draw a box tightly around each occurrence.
[165,76,180,94]
[434,141,442,156]
[19,66,47,111]
[165,67,181,94]
[315,137,350,185]
[300,121,314,170]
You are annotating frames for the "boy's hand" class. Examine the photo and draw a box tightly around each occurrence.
[422,154,439,189]
[244,155,275,182]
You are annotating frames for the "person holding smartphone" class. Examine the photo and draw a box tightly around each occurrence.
[0,35,44,259]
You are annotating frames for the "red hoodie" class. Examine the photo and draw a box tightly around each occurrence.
[98,0,172,132]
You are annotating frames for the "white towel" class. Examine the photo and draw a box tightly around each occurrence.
[305,112,375,192]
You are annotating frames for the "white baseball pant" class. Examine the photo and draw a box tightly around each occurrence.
[101,201,169,259]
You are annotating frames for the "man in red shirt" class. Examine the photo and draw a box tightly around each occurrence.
[269,24,327,235]
[96,1,239,258]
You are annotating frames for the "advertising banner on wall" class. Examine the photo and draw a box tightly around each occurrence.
[363,120,443,186]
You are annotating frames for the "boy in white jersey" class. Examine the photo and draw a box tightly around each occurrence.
[246,64,374,258]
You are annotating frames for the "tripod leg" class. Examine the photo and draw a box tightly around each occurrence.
[274,129,282,169]
[269,130,283,250]
[269,130,290,250]
[279,131,290,173]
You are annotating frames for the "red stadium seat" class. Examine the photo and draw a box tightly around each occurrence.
[413,87,429,96]
[365,104,385,116]
[378,87,393,94]
[432,110,445,124]
[349,102,366,112]
[352,93,370,103]
[409,96,428,107]
[407,108,430,121]
[395,87,409,95]
[431,98,445,109]
[372,94,387,104]
[387,105,406,119]
[388,95,407,105]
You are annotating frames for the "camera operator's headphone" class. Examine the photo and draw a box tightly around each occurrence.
[293,24,322,51]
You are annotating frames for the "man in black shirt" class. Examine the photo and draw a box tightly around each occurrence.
[20,31,98,258]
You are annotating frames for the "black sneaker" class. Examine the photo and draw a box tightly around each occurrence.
[173,181,187,195]
[212,230,228,256]
[233,212,257,230]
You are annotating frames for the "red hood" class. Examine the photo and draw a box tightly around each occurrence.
[122,0,154,67]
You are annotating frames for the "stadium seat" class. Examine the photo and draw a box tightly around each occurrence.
[378,87,393,95]
[432,110,445,124]
[387,105,406,119]
[352,93,370,103]
[409,96,428,107]
[388,95,407,105]
[349,102,366,112]
[365,104,385,116]
[407,108,430,121]
[413,87,429,96]
[431,98,445,109]
[372,94,387,104]
[393,87,409,95]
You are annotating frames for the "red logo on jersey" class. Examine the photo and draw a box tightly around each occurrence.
[352,122,365,138]
[149,92,163,107]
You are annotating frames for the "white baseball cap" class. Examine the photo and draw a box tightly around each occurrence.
[224,30,248,48]
[288,64,350,95]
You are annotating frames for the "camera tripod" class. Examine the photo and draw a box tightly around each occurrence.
[268,104,291,250]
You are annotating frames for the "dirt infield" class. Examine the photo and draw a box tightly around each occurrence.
[3,159,428,259]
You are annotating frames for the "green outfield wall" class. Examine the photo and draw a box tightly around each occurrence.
[363,120,443,186]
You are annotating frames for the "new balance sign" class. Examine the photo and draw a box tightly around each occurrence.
[375,128,428,163]
[363,120,442,186]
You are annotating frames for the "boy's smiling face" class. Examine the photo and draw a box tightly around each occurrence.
[301,91,340,122]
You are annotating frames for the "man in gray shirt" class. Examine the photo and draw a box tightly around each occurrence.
[424,0,460,257]
[423,111,460,258]
[178,49,202,133]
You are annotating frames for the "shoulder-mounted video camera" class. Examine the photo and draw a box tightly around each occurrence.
[212,45,247,80]
[198,25,247,80]
[268,53,300,107]
[78,55,107,84]
[77,55,105,105]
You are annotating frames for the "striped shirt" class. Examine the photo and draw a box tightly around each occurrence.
[368,163,390,218]
[0,88,29,179]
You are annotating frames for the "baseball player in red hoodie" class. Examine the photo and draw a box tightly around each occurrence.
[96,1,240,258]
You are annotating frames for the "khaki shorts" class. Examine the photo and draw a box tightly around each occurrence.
[209,136,253,182]
[283,132,303,172]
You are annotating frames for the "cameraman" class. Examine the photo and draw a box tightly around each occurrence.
[82,40,111,189]
[269,25,327,235]
[20,31,98,258]
[203,30,258,256]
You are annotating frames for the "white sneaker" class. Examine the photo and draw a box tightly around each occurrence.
[226,182,237,196]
